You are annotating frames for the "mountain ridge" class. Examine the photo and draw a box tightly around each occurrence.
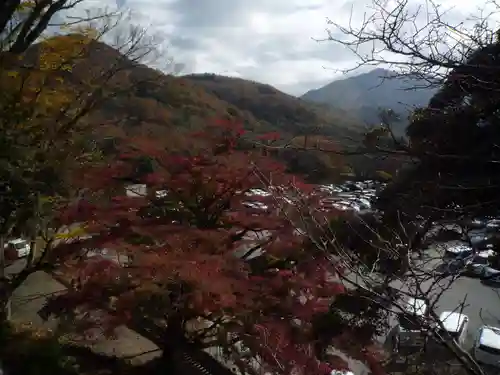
[301,68,437,134]
[18,37,371,182]
[182,73,365,138]
[16,37,407,181]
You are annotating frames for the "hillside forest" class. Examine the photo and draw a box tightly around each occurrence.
[2,1,500,375]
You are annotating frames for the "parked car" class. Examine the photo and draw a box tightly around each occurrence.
[463,229,493,247]
[436,311,469,346]
[443,243,473,260]
[481,268,500,286]
[354,197,371,209]
[480,266,500,278]
[486,219,500,230]
[482,274,500,286]
[242,201,268,210]
[473,325,500,368]
[463,218,488,229]
[4,238,30,260]
[84,248,130,266]
[394,297,429,352]
[437,258,465,277]
[464,251,494,277]
[470,234,497,250]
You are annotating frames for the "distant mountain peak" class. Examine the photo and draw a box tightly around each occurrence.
[369,67,393,76]
[300,68,437,135]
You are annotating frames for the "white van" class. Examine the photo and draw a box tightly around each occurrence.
[5,238,30,258]
[330,371,354,375]
[437,311,469,345]
[395,297,429,349]
[473,325,500,367]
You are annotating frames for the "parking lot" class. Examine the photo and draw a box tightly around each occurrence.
[376,245,500,374]
[430,270,500,350]
[311,181,500,373]
[388,247,500,349]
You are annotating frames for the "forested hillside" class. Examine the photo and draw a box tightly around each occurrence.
[9,37,404,182]
[20,38,394,182]
[183,73,364,138]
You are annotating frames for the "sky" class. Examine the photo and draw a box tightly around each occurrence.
[65,0,493,96]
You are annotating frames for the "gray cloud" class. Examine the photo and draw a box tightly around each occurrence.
[113,0,359,94]
[69,0,488,95]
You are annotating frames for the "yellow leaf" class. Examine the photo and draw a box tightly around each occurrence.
[55,226,87,240]
[40,196,55,204]
[375,170,393,181]
[17,1,35,11]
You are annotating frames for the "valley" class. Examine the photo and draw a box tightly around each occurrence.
[2,4,495,374]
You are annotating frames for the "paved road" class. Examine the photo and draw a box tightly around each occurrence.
[7,258,160,365]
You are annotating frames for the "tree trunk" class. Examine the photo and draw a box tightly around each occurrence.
[0,236,5,279]
[160,346,177,374]
[1,298,11,321]
[0,236,10,321]
[26,235,37,268]
[0,287,12,322]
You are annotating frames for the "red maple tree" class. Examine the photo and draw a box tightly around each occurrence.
[44,121,384,375]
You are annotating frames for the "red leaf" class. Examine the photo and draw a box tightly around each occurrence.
[257,132,281,141]
[52,123,379,375]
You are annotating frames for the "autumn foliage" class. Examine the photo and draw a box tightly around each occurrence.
[42,120,381,375]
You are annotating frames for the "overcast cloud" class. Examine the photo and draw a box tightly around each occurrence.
[69,0,493,95]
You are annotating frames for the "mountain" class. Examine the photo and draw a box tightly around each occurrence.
[301,68,437,135]
[95,68,366,182]
[16,37,371,182]
[182,73,364,139]
[51,41,365,143]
